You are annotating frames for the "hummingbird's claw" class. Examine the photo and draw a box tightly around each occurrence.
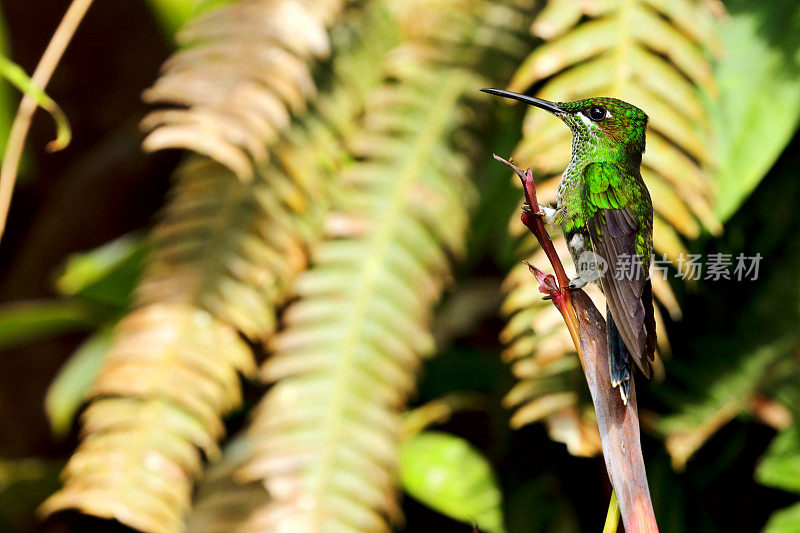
[521,204,545,217]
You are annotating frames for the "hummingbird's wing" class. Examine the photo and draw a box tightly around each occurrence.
[582,162,655,377]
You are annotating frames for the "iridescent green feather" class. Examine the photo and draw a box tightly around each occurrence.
[583,162,652,260]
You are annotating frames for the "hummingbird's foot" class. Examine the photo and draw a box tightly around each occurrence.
[521,204,554,218]
[521,206,546,217]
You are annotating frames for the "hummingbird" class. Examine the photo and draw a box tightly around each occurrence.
[482,88,656,404]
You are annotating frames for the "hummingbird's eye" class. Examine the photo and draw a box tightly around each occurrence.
[586,105,607,121]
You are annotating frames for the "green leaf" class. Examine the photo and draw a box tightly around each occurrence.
[0,458,61,531]
[45,327,114,438]
[0,12,14,156]
[400,431,505,533]
[756,425,800,494]
[755,426,800,531]
[144,0,233,38]
[55,233,145,308]
[764,501,800,533]
[0,299,98,351]
[712,0,800,221]
[0,54,71,152]
[240,60,480,531]
[144,0,197,36]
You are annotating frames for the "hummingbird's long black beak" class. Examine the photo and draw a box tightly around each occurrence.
[480,88,566,114]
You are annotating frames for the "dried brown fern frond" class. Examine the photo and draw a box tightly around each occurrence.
[136,158,315,340]
[141,0,348,180]
[500,0,722,454]
[238,54,483,532]
[42,5,412,531]
[39,303,255,533]
[40,153,328,531]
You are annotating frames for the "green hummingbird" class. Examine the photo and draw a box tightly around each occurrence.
[482,88,656,404]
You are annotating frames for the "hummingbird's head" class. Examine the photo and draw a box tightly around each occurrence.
[480,89,648,156]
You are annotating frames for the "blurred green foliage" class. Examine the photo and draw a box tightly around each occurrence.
[0,458,61,532]
[44,327,113,438]
[0,1,799,532]
[144,0,235,38]
[712,0,800,221]
[54,233,144,309]
[0,12,12,157]
[0,55,71,152]
[400,431,505,533]
[0,299,98,351]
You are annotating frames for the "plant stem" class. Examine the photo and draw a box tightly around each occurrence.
[495,155,658,532]
[494,154,582,348]
[603,490,621,533]
[493,154,570,289]
[0,0,94,244]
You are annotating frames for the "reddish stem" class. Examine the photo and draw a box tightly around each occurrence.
[493,154,570,291]
[496,155,658,533]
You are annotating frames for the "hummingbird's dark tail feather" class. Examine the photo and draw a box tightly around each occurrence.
[607,306,632,405]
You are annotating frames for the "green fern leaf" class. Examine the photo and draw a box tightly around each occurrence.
[235,1,534,529]
[238,58,479,532]
[234,0,539,525]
